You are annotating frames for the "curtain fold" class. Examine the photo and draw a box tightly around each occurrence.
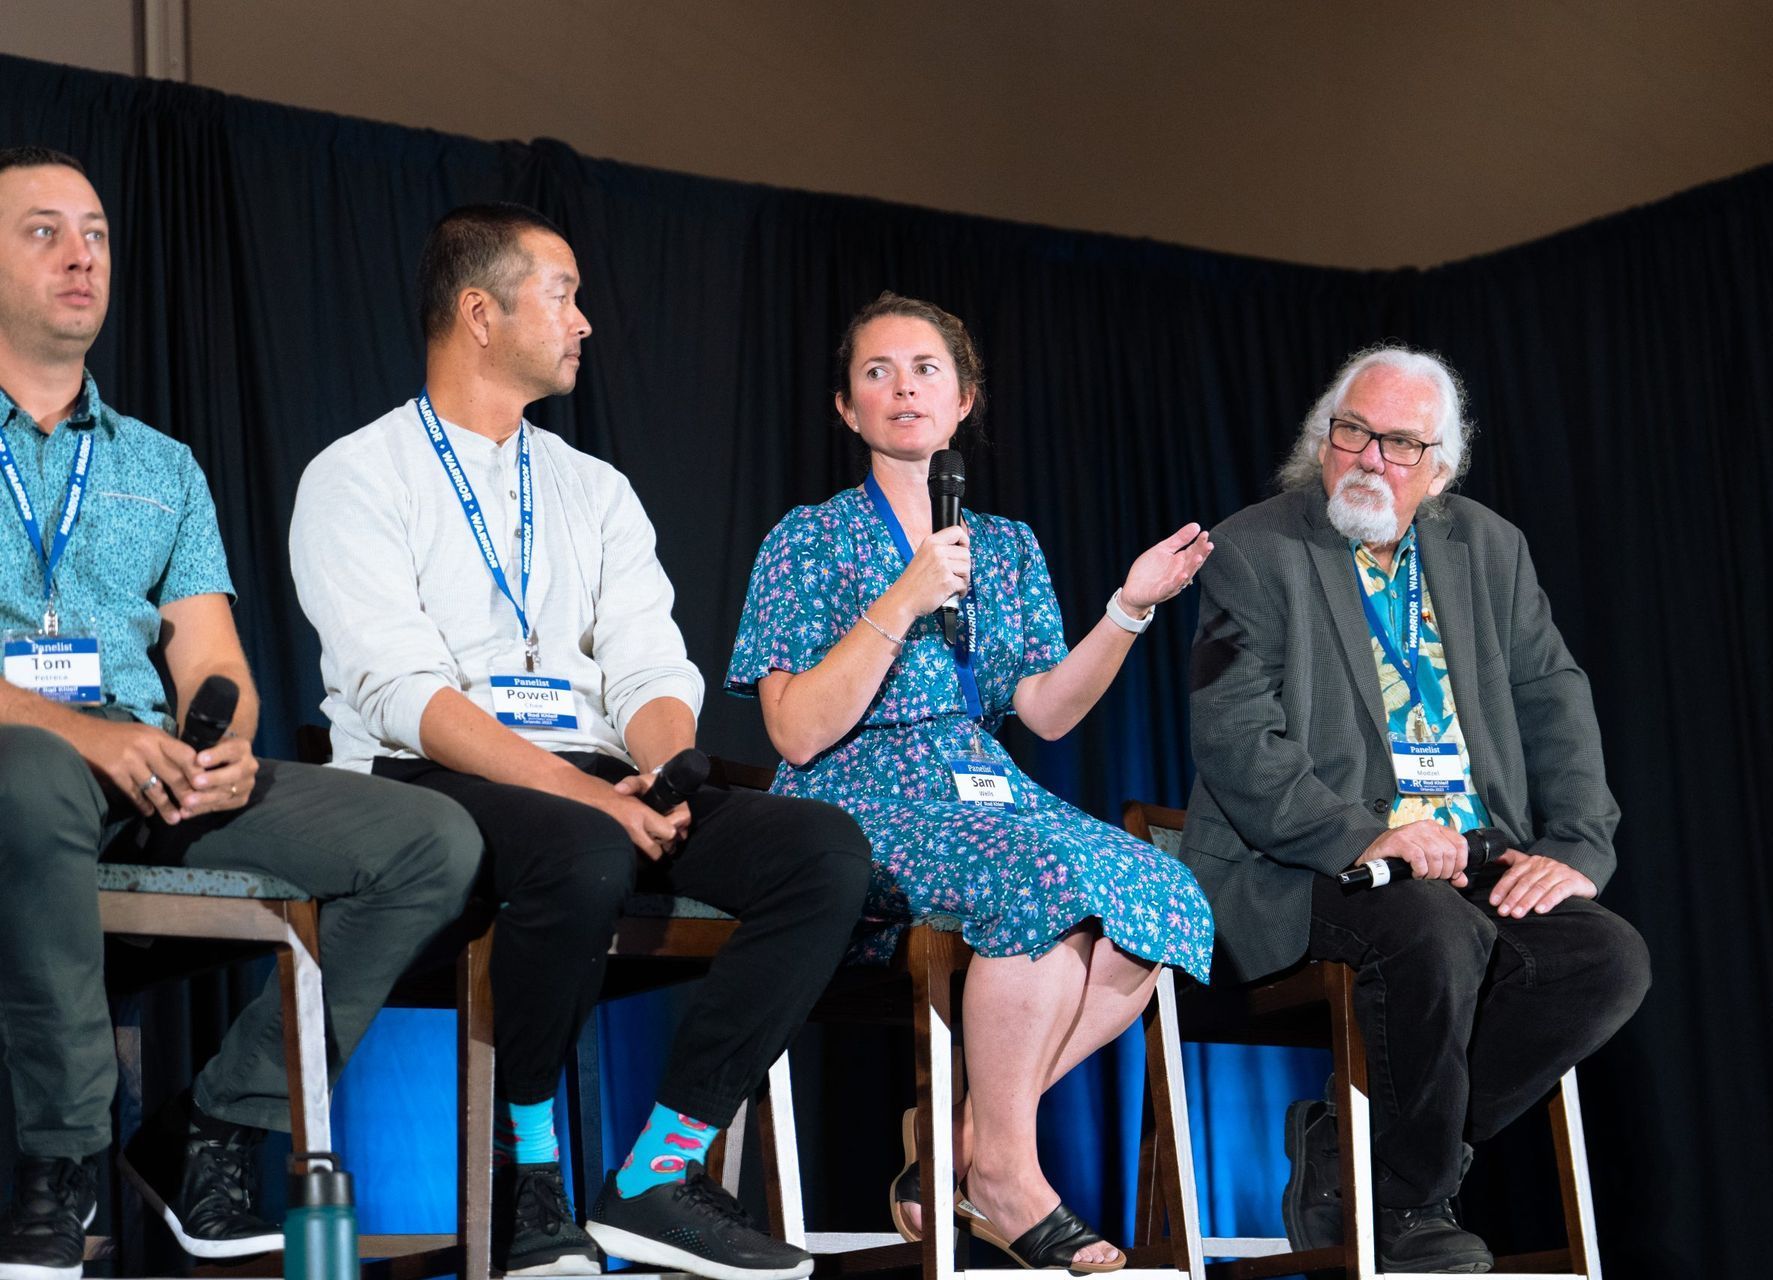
[2,52,1765,1276]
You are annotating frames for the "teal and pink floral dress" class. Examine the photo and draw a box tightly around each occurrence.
[725,485,1213,979]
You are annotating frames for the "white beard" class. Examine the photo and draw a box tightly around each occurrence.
[1326,471,1400,545]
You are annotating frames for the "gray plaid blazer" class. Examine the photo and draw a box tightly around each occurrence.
[1182,487,1619,983]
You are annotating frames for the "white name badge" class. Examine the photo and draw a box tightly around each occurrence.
[1390,737,1469,794]
[948,757,1015,807]
[4,635,102,704]
[490,674,579,729]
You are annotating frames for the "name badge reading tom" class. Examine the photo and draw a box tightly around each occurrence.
[1390,737,1469,795]
[948,757,1015,807]
[490,673,579,730]
[4,634,102,704]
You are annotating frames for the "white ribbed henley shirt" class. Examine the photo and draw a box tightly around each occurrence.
[289,399,704,772]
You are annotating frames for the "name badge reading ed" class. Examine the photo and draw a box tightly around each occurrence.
[1390,737,1469,795]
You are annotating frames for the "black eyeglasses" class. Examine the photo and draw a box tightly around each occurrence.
[1327,418,1438,467]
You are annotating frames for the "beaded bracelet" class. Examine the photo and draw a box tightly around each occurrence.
[859,611,906,648]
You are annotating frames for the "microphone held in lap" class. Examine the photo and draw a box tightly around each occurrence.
[1337,826,1509,890]
[180,675,239,752]
[641,748,711,813]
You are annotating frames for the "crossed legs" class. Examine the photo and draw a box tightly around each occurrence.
[902,923,1161,1267]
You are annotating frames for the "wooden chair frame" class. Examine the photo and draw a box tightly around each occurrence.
[1122,800,1603,1280]
[99,871,329,1275]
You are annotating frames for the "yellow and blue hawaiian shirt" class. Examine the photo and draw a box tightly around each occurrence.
[1353,526,1492,834]
[1,373,233,731]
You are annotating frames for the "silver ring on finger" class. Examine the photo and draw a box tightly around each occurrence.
[139,773,162,796]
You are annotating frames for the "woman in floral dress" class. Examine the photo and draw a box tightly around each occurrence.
[725,293,1215,1271]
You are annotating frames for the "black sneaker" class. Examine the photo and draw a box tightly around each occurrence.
[0,1156,99,1280]
[1377,1201,1493,1274]
[119,1091,281,1259]
[1281,1098,1342,1251]
[492,1162,597,1276]
[588,1161,811,1280]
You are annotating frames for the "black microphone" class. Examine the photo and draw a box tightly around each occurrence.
[180,675,239,753]
[929,449,965,645]
[641,748,710,813]
[1337,826,1510,890]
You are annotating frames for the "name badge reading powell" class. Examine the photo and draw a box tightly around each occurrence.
[4,635,102,704]
[490,674,579,730]
[1390,737,1469,795]
[948,757,1015,807]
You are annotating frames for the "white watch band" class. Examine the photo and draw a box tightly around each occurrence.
[1106,588,1153,634]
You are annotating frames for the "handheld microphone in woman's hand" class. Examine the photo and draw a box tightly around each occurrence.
[929,449,965,645]
[641,748,711,813]
[1337,826,1510,890]
[180,676,240,752]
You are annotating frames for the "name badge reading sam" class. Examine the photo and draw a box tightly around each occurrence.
[1390,737,1469,795]
[948,757,1015,807]
[490,674,579,730]
[4,635,102,704]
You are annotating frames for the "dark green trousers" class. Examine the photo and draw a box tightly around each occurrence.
[0,724,480,1158]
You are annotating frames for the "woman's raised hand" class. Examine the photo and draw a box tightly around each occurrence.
[1120,523,1214,614]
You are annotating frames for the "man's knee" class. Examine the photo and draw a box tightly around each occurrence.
[397,789,484,911]
[508,808,638,921]
[780,799,872,910]
[0,725,105,854]
[1581,907,1652,1028]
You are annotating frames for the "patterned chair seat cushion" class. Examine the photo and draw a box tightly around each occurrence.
[97,863,309,901]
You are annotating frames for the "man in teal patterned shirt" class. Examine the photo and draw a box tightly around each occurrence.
[0,146,481,1280]
[1184,346,1651,1273]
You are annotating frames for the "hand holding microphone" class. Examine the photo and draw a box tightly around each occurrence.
[1338,824,1510,890]
[639,748,710,814]
[180,674,259,817]
[928,449,966,644]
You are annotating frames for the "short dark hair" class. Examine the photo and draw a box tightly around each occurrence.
[0,146,86,177]
[418,203,565,342]
[834,291,988,441]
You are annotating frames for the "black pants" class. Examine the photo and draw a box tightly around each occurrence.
[1306,862,1650,1207]
[374,753,870,1126]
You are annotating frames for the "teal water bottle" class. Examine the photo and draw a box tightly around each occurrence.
[284,1152,357,1280]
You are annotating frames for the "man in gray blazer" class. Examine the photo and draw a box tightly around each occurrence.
[1185,346,1649,1273]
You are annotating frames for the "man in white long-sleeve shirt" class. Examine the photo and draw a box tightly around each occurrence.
[289,204,869,1280]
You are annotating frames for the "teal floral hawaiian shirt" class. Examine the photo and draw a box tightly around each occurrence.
[1353,525,1492,834]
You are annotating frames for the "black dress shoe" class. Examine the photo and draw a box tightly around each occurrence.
[1377,1201,1493,1274]
[588,1161,811,1280]
[492,1162,597,1276]
[119,1091,281,1259]
[1281,1098,1342,1250]
[0,1155,99,1280]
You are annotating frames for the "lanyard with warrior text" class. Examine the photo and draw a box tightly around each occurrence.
[416,390,539,671]
[863,471,984,719]
[0,427,93,635]
[1357,536,1427,713]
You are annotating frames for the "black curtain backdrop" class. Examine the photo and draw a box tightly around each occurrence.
[2,53,1769,1276]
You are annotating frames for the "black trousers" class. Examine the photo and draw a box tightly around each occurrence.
[1306,862,1650,1207]
[374,753,870,1126]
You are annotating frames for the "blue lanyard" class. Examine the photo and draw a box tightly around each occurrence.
[1357,539,1425,710]
[416,390,535,651]
[0,425,94,625]
[862,472,984,719]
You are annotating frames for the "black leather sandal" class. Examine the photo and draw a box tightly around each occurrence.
[956,1194,1125,1273]
[889,1108,923,1243]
